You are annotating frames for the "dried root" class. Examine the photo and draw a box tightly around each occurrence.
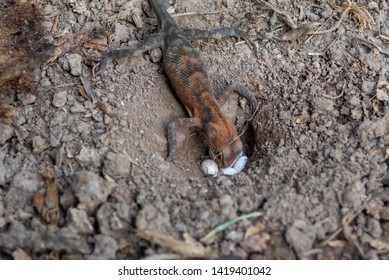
[335,0,374,33]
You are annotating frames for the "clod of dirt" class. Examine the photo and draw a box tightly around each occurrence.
[65,53,83,76]
[136,203,172,235]
[52,91,68,108]
[361,49,382,73]
[219,194,237,219]
[340,181,366,210]
[71,171,113,213]
[285,220,317,258]
[0,220,90,255]
[32,136,46,151]
[88,234,119,260]
[102,152,131,178]
[357,114,389,142]
[5,171,44,218]
[367,218,383,239]
[313,97,335,115]
[67,208,94,234]
[361,80,375,94]
[96,203,134,238]
[0,124,14,144]
[70,103,88,114]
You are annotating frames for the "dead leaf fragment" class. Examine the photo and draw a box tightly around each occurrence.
[244,222,266,238]
[33,172,60,225]
[12,248,31,260]
[369,239,389,252]
[327,240,346,248]
[240,233,271,253]
[137,230,218,259]
[83,41,109,52]
[96,100,115,118]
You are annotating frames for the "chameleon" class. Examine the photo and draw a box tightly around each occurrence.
[98,0,256,176]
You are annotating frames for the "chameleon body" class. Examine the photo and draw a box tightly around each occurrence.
[101,0,256,175]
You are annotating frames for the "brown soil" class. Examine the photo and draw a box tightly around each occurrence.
[0,0,389,260]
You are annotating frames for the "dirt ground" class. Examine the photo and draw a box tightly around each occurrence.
[0,0,389,260]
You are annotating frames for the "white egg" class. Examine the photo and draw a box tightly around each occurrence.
[220,167,238,176]
[220,153,248,176]
[201,159,219,177]
[233,154,248,172]
[202,153,248,177]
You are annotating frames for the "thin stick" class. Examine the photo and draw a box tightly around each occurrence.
[322,89,344,100]
[342,212,365,258]
[173,11,220,17]
[321,212,358,247]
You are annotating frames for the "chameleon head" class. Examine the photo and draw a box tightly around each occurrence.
[205,121,244,169]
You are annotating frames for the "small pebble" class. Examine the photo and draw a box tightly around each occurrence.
[0,124,14,145]
[88,235,118,260]
[67,208,94,234]
[368,2,378,10]
[66,53,83,76]
[52,91,68,107]
[102,152,131,178]
[376,90,388,101]
[70,102,86,113]
[32,136,46,150]
[71,171,113,213]
[17,93,36,105]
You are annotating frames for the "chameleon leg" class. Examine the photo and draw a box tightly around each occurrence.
[167,117,201,160]
[97,33,163,73]
[217,82,256,107]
